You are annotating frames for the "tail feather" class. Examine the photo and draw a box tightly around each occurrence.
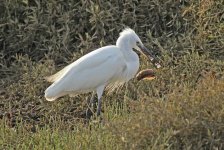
[45,85,65,101]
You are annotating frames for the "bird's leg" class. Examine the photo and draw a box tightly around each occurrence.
[96,98,102,116]
[95,85,105,117]
[90,92,97,111]
[86,92,96,119]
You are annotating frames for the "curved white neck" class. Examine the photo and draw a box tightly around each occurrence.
[116,36,138,62]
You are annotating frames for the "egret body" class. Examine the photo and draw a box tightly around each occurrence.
[45,28,160,117]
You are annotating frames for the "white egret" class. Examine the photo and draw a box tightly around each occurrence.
[45,28,161,117]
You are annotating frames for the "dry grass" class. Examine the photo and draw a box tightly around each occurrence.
[0,0,224,149]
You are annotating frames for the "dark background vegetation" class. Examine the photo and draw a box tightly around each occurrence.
[0,0,224,149]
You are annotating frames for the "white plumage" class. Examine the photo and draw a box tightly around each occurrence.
[45,28,158,116]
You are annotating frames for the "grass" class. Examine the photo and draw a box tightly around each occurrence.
[0,0,224,149]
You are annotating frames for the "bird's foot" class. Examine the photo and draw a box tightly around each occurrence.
[86,108,103,122]
[86,108,93,120]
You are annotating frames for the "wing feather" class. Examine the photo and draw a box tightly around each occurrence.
[45,65,70,83]
[45,46,127,100]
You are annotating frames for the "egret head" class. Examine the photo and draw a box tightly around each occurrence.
[117,28,161,68]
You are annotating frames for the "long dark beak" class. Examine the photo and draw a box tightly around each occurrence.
[137,43,161,69]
